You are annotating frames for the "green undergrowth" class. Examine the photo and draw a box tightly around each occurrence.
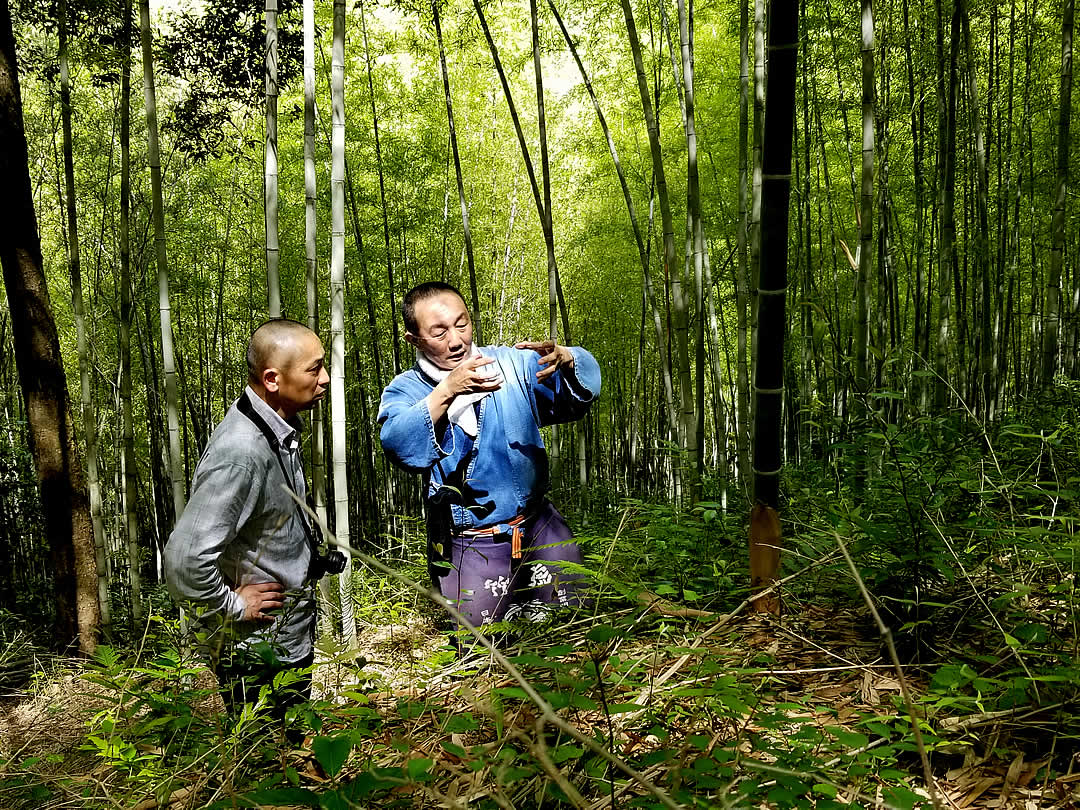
[3,386,1080,807]
[0,608,944,809]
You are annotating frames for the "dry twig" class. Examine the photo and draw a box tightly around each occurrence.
[833,531,944,810]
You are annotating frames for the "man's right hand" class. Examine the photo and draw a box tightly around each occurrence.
[236,581,285,623]
[426,354,502,424]
[441,353,502,398]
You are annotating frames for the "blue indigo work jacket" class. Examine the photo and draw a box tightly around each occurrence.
[378,345,601,530]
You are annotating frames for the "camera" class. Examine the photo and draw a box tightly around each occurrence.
[308,548,348,580]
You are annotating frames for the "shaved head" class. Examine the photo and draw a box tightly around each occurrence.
[247,319,319,383]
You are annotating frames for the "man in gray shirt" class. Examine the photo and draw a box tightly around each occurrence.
[164,319,329,711]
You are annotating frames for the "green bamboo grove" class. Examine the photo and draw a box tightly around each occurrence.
[0,0,1076,644]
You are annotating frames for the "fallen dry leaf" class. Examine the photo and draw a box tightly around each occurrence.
[958,776,1000,808]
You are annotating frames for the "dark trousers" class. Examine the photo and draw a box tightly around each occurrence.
[215,649,314,726]
[430,501,588,629]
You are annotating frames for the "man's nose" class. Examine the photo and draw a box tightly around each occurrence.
[319,368,330,386]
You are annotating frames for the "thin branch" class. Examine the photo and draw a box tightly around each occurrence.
[833,531,944,810]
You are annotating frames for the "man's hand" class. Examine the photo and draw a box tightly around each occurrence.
[236,581,285,623]
[426,354,502,425]
[440,353,503,399]
[516,340,574,381]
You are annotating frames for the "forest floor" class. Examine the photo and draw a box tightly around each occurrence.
[2,582,1076,809]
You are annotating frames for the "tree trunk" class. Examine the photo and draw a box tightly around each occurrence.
[139,0,185,522]
[331,0,356,648]
[736,0,751,493]
[303,0,333,629]
[316,35,386,395]
[473,0,567,340]
[1042,0,1073,383]
[749,0,765,398]
[529,0,555,344]
[265,0,280,317]
[661,0,685,122]
[527,0,563,478]
[59,0,107,637]
[902,0,928,410]
[0,0,97,652]
[359,0,401,374]
[620,0,681,496]
[959,3,992,415]
[677,0,702,498]
[122,0,143,628]
[855,0,874,407]
[993,0,1017,411]
[548,0,678,443]
[751,0,798,511]
[474,0,571,474]
[702,238,727,501]
[433,0,481,344]
[935,4,960,409]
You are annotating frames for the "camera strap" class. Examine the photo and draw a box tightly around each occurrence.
[235,390,321,558]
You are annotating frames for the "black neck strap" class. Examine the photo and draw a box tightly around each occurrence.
[235,391,320,554]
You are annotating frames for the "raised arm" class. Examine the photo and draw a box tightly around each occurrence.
[378,380,457,473]
[515,341,602,426]
[379,359,502,472]
[423,354,502,423]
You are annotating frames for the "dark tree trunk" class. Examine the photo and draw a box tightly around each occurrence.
[935,4,961,409]
[751,0,799,510]
[1043,0,1074,383]
[0,0,97,652]
[59,0,106,639]
[748,0,799,615]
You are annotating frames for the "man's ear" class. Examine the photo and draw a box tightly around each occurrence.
[262,367,280,392]
[404,331,420,350]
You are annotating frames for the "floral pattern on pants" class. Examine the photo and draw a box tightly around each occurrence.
[429,501,587,628]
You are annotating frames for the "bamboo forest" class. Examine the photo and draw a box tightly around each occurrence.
[0,0,1078,804]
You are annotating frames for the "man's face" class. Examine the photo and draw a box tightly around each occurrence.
[272,332,330,416]
[407,292,474,370]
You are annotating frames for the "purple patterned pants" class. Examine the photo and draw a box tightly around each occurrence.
[430,501,587,628]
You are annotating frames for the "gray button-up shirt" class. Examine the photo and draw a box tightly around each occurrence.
[164,387,315,664]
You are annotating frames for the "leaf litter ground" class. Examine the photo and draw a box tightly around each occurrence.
[1,585,1078,809]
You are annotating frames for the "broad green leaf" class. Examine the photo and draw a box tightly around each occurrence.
[884,785,923,810]
[827,726,869,749]
[586,625,620,643]
[312,734,352,778]
[406,757,434,780]
[551,744,583,763]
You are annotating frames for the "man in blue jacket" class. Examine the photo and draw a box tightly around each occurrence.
[378,281,601,631]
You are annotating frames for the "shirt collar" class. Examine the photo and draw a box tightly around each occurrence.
[244,385,301,450]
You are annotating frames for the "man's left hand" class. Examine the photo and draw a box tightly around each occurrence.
[516,340,574,381]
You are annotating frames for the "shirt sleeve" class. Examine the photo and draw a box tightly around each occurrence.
[530,346,602,427]
[163,460,260,622]
[378,378,455,473]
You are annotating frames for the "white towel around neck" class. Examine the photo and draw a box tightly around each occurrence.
[417,345,503,437]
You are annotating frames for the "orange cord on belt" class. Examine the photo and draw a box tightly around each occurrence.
[462,514,528,560]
